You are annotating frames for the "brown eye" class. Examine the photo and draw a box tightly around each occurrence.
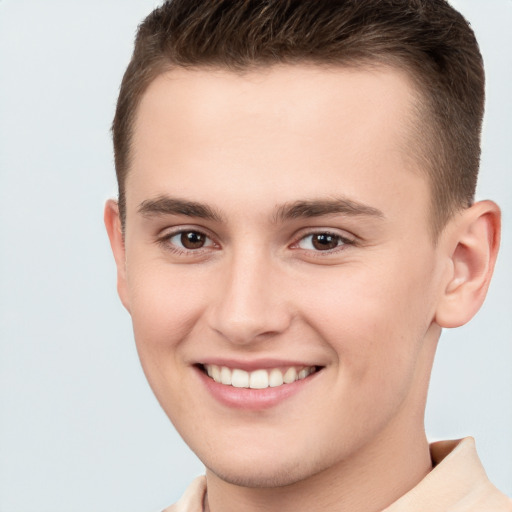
[297,232,351,252]
[311,233,339,250]
[160,229,216,254]
[180,231,206,249]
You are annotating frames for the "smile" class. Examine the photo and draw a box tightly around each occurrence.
[202,364,318,389]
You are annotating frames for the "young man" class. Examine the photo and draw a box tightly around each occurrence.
[105,1,511,510]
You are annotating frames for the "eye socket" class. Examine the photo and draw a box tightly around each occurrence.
[159,228,352,255]
[296,232,352,251]
[163,230,216,252]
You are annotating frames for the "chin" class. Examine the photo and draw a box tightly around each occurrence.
[202,448,331,489]
[209,463,315,489]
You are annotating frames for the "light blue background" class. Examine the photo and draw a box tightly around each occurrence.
[0,1,510,510]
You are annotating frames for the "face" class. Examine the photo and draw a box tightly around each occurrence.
[112,65,447,487]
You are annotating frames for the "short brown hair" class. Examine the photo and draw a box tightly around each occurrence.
[112,0,485,235]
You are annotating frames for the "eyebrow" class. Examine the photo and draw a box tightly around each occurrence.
[274,198,385,222]
[137,195,384,224]
[137,196,224,222]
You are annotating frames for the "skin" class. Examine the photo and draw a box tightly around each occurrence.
[105,65,500,512]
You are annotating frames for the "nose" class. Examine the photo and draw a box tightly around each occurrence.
[206,249,292,345]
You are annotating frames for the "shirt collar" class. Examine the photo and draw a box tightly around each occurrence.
[384,437,493,511]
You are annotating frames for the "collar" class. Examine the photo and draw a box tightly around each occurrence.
[384,437,510,511]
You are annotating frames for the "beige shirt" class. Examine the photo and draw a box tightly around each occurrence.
[164,438,512,512]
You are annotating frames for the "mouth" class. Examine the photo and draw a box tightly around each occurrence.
[198,364,322,390]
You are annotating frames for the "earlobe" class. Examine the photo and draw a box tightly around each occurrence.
[435,200,501,328]
[104,199,131,312]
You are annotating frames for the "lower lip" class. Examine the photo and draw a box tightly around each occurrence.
[196,367,320,410]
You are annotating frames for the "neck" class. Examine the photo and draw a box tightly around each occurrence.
[205,426,432,512]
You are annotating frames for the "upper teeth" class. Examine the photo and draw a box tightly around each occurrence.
[204,365,315,389]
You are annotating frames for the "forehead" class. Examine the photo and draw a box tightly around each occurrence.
[127,64,428,225]
[133,63,418,152]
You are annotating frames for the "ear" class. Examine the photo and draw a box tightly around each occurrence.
[104,199,131,312]
[435,200,501,328]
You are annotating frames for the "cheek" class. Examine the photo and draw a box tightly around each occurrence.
[297,256,436,386]
[126,266,211,422]
[127,259,208,344]
[125,262,210,401]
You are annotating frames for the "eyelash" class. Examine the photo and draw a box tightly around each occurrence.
[291,231,356,255]
[156,228,218,256]
[156,228,356,257]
